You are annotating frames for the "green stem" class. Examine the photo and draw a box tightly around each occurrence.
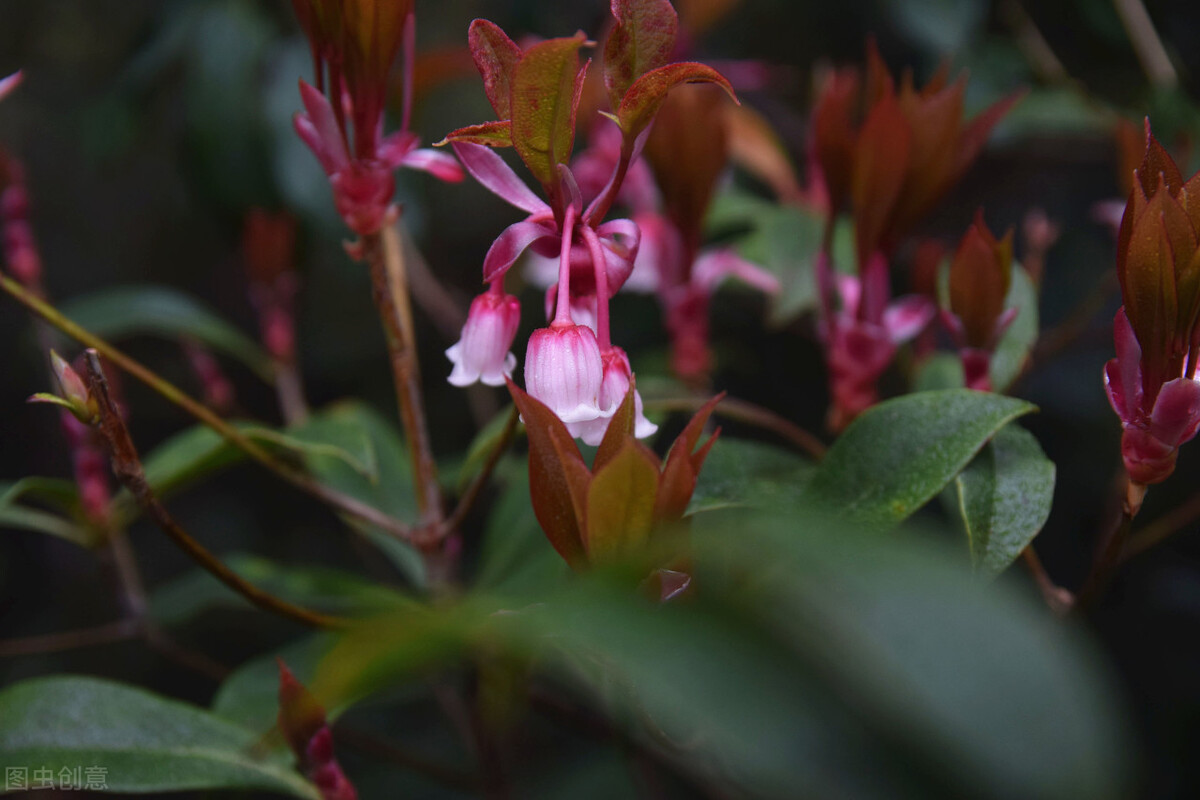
[0,272,413,541]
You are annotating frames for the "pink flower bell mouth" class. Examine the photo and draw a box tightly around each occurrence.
[524,323,605,430]
[446,288,521,387]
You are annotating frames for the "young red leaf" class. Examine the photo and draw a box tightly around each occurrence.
[655,393,722,522]
[510,34,589,190]
[616,61,735,141]
[953,89,1026,184]
[507,379,591,569]
[585,439,660,564]
[594,381,640,473]
[438,120,514,148]
[603,0,679,111]
[468,19,522,120]
[278,659,327,759]
[851,90,911,263]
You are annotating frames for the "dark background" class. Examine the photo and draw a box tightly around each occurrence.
[2,0,1200,797]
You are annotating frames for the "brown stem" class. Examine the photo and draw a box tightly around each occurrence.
[274,360,309,426]
[363,227,443,527]
[0,620,139,656]
[1073,480,1141,612]
[643,396,827,460]
[0,273,413,540]
[1020,546,1073,616]
[81,350,346,630]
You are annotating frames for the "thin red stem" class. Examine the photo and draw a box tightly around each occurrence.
[582,224,612,350]
[552,205,578,325]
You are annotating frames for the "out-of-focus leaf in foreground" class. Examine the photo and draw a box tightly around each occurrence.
[0,675,319,798]
[307,512,1129,800]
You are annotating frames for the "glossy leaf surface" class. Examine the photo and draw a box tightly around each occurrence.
[0,675,319,798]
[951,423,1055,577]
[804,389,1035,528]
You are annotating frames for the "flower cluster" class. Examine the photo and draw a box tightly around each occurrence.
[442,0,733,444]
[291,0,461,237]
[810,42,1020,427]
[1105,125,1200,488]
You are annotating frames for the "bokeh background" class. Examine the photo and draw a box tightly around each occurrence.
[3,0,1200,797]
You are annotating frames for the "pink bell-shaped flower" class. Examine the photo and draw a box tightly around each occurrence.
[446,288,521,387]
[524,323,605,427]
[572,347,659,446]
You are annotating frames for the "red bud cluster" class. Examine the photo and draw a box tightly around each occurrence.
[942,211,1016,391]
[811,41,1022,266]
[1105,124,1200,486]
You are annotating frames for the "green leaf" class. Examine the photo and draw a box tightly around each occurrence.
[951,423,1055,577]
[913,352,965,392]
[990,264,1039,392]
[0,479,90,546]
[311,515,1130,800]
[474,469,570,594]
[585,441,659,563]
[688,438,814,514]
[457,405,519,491]
[0,675,319,798]
[438,120,513,148]
[803,390,1036,529]
[149,552,413,627]
[111,418,375,525]
[287,402,424,585]
[758,205,824,325]
[60,285,274,381]
[616,61,735,141]
[510,35,587,189]
[603,0,679,111]
[468,19,522,119]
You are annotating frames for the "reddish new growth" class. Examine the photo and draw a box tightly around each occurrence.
[1105,123,1200,490]
[291,0,462,237]
[442,0,733,445]
[278,661,357,800]
[810,41,1021,428]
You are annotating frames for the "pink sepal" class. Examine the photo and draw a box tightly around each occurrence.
[452,141,549,215]
[883,295,934,343]
[692,248,780,295]
[1149,377,1200,447]
[483,219,555,283]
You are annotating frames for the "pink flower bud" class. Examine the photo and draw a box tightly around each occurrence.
[524,323,605,428]
[445,290,521,387]
[572,347,658,446]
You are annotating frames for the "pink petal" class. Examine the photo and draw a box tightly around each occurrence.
[483,219,555,283]
[883,295,935,343]
[1150,378,1200,446]
[297,79,349,172]
[377,130,419,168]
[692,248,780,295]
[1112,308,1144,418]
[401,147,465,182]
[0,71,22,102]
[451,141,549,215]
[598,218,642,295]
